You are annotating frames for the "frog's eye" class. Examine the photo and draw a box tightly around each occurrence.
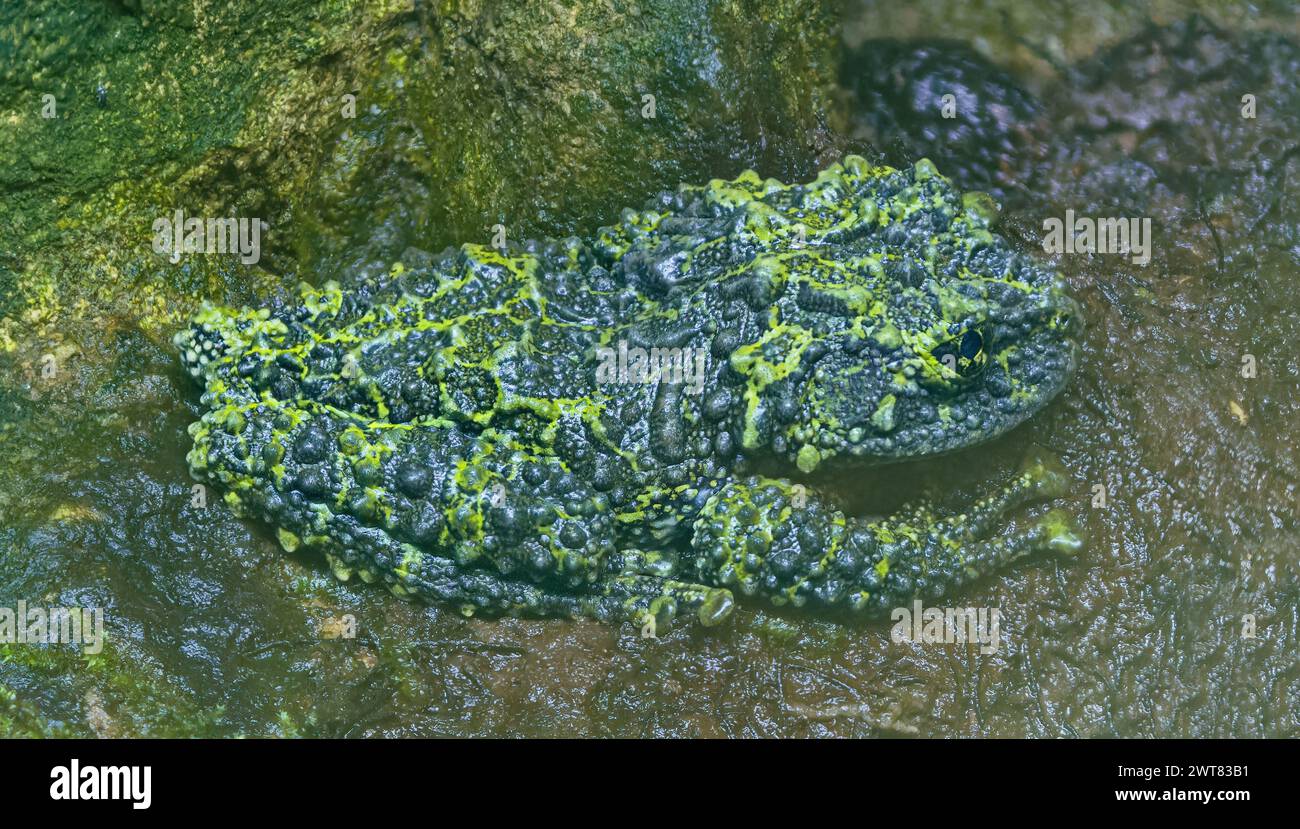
[932,329,986,378]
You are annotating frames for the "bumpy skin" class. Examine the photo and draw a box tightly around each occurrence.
[177,157,1082,629]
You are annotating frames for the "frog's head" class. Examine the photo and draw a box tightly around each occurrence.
[725,158,1080,472]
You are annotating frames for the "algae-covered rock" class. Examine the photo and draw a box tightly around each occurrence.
[0,683,72,738]
[283,0,856,282]
[0,0,850,345]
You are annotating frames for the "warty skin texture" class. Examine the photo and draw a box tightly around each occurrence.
[176,157,1083,630]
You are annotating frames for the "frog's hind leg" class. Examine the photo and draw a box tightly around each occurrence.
[370,544,732,629]
[209,399,735,627]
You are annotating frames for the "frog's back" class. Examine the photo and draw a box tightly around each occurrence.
[270,243,626,427]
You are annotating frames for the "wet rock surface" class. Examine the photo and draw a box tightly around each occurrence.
[841,38,1045,199]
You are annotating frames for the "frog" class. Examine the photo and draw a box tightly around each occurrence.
[176,156,1082,631]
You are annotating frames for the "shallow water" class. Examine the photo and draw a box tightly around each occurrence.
[1,2,1295,737]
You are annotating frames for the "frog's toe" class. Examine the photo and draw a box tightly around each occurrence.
[697,587,735,627]
[1033,508,1085,556]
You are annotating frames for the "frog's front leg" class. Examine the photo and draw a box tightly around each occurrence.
[689,451,1082,614]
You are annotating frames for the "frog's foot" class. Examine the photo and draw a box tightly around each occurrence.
[1031,509,1085,556]
[592,549,733,630]
[878,446,1078,565]
[865,497,1082,616]
[1019,446,1073,499]
[870,450,1082,598]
